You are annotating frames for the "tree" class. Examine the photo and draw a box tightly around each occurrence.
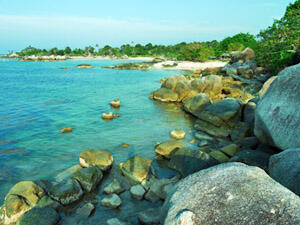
[256,0,300,73]
[65,46,72,55]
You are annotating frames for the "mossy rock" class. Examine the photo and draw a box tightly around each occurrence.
[150,88,179,102]
[80,150,114,171]
[73,166,103,192]
[118,156,153,184]
[16,207,60,225]
[209,151,230,163]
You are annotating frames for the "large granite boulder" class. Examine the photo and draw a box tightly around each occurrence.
[150,87,178,102]
[195,98,242,127]
[183,94,211,118]
[190,75,222,95]
[269,147,300,196]
[173,80,197,102]
[161,75,186,91]
[258,76,277,98]
[16,207,60,225]
[72,166,103,192]
[161,163,300,225]
[118,156,153,184]
[231,47,255,63]
[168,148,219,177]
[79,150,114,171]
[0,181,45,225]
[254,64,300,150]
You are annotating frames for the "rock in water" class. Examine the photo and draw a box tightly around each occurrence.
[170,129,186,140]
[79,150,114,171]
[102,112,114,120]
[155,140,184,159]
[110,99,120,108]
[130,184,145,200]
[76,64,93,69]
[106,218,130,225]
[16,207,60,225]
[150,87,178,102]
[103,179,124,194]
[118,156,153,184]
[138,208,161,225]
[101,194,122,209]
[254,64,300,150]
[60,127,73,133]
[269,147,300,196]
[47,179,83,205]
[72,166,103,192]
[161,163,300,225]
[168,148,219,177]
[0,181,45,225]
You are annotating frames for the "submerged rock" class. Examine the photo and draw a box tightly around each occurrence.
[16,207,60,225]
[101,194,122,209]
[0,181,44,225]
[162,163,300,225]
[118,156,153,184]
[269,147,300,196]
[80,150,114,171]
[76,202,95,217]
[170,129,185,140]
[72,166,103,192]
[138,207,161,225]
[254,64,300,150]
[103,179,124,195]
[106,218,130,225]
[102,112,114,120]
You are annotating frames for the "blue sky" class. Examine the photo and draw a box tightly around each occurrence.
[0,0,293,53]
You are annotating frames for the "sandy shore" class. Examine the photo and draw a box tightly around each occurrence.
[152,60,227,71]
[70,56,153,61]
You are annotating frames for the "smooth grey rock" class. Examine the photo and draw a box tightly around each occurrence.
[228,149,271,171]
[130,184,145,200]
[103,179,124,194]
[254,64,300,150]
[101,194,122,209]
[76,202,95,217]
[162,163,300,225]
[269,148,300,196]
[168,148,219,177]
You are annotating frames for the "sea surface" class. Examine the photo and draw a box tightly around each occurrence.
[0,59,194,206]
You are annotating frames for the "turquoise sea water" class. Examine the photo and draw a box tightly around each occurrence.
[0,59,194,204]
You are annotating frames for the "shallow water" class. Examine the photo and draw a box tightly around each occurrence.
[0,59,194,204]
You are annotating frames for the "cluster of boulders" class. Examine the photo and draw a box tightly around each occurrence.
[1,48,299,225]
[102,99,121,120]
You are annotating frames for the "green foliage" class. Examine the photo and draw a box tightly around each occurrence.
[177,42,215,61]
[218,33,257,54]
[256,0,300,73]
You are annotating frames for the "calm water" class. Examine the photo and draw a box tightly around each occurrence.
[0,59,194,204]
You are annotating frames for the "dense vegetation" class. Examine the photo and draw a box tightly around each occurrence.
[16,0,299,72]
[256,0,300,73]
[17,33,257,62]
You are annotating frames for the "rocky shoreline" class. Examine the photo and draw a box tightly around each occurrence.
[1,48,300,225]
